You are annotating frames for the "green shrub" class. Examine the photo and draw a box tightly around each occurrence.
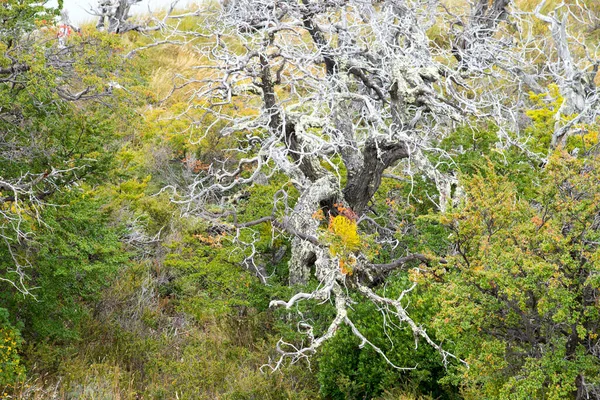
[0,308,25,390]
[316,280,458,400]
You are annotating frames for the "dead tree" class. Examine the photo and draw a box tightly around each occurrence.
[533,0,600,147]
[160,0,599,369]
[92,0,192,34]
[95,0,143,33]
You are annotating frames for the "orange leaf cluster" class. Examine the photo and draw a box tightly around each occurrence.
[193,233,225,247]
[333,202,358,221]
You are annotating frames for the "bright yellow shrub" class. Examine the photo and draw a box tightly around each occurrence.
[328,215,360,254]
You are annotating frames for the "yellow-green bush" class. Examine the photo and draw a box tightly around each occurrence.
[0,309,24,391]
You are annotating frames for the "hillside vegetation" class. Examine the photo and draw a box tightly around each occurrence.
[1,0,600,399]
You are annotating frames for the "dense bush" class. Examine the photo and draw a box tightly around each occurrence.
[0,308,24,390]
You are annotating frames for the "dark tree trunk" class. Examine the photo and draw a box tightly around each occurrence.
[472,0,510,33]
[96,0,143,33]
[574,374,587,400]
[343,138,409,214]
[565,326,588,400]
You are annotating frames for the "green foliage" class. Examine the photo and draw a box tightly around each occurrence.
[317,278,458,400]
[164,232,255,322]
[0,19,139,297]
[565,129,599,154]
[0,191,127,343]
[428,153,600,399]
[0,0,60,40]
[438,125,541,198]
[0,308,24,390]
[525,84,565,152]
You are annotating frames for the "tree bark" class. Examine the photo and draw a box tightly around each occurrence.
[343,138,409,214]
[288,175,339,285]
